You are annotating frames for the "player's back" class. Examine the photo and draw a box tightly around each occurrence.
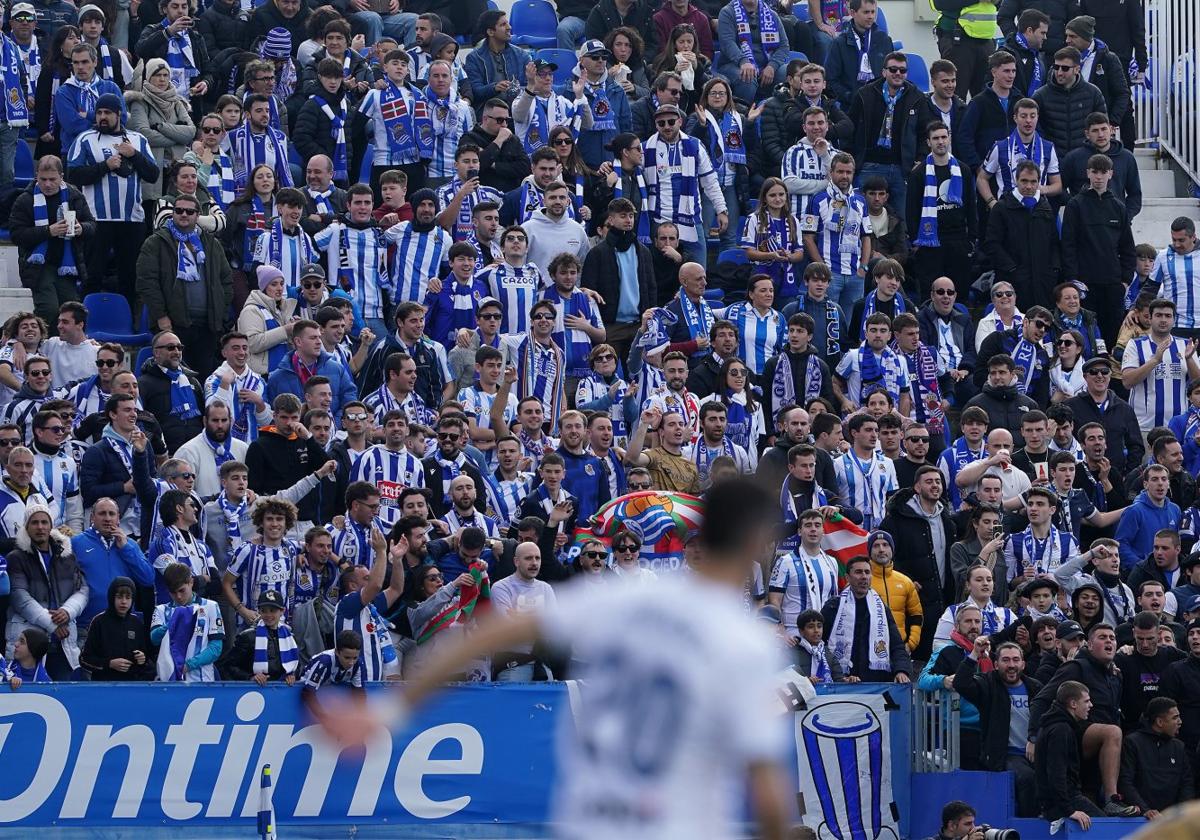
[542,573,786,840]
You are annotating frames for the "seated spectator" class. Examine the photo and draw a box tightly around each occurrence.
[79,576,154,681]
[1035,680,1107,827]
[820,555,913,684]
[298,630,365,710]
[1118,696,1194,819]
[606,27,651,103]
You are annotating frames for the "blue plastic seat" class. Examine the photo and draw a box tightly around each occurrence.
[534,49,579,86]
[717,248,748,265]
[83,293,153,346]
[510,0,558,49]
[874,4,888,32]
[906,52,931,93]
[784,51,809,65]
[133,345,153,374]
[703,288,725,303]
[794,2,810,22]
[14,141,32,189]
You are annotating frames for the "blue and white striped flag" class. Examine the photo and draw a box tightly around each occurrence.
[257,764,276,840]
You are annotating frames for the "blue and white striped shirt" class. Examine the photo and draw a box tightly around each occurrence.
[485,470,534,529]
[436,179,503,242]
[643,134,723,243]
[299,648,364,689]
[541,285,603,378]
[1155,246,1200,329]
[251,224,317,292]
[1122,334,1188,432]
[359,84,424,166]
[352,445,425,528]
[328,516,385,568]
[314,222,391,319]
[457,386,518,433]
[33,448,77,528]
[67,129,157,222]
[833,449,898,530]
[802,186,873,275]
[205,366,269,443]
[422,95,473,179]
[481,261,543,336]
[717,301,785,376]
[383,221,453,304]
[226,540,301,623]
[781,139,834,216]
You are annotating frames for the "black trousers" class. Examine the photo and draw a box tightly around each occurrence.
[176,322,220,381]
[938,30,995,99]
[86,220,147,306]
[1088,283,1127,350]
[912,238,975,301]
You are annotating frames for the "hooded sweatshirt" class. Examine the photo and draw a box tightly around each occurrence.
[1116,490,1182,570]
[79,576,155,681]
[523,207,590,285]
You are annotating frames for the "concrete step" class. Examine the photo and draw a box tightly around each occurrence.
[0,287,34,321]
[0,243,20,289]
[1132,197,1200,247]
[1139,167,1177,198]
[1134,147,1167,170]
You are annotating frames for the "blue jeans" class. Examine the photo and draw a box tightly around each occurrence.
[858,162,907,218]
[0,124,17,192]
[717,62,764,105]
[557,16,586,49]
[701,181,739,255]
[809,24,834,65]
[363,317,390,343]
[828,271,864,315]
[679,234,708,269]
[349,10,418,46]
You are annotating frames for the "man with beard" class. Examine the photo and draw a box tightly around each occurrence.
[578,197,655,366]
[1160,619,1200,767]
[1115,611,1186,732]
[174,402,248,498]
[421,415,487,520]
[1118,696,1194,819]
[555,410,608,523]
[918,606,986,769]
[954,638,1043,816]
[383,189,453,306]
[137,331,204,453]
[501,300,568,434]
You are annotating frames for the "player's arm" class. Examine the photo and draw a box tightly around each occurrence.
[747,760,789,840]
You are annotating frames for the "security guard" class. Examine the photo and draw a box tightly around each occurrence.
[932,0,1001,98]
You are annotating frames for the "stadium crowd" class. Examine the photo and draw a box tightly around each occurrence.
[0,0,1192,826]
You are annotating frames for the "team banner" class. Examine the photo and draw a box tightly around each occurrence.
[0,683,562,827]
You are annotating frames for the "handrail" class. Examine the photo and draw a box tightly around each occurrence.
[1143,0,1200,186]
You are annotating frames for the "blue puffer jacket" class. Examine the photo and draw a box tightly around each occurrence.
[265,349,359,414]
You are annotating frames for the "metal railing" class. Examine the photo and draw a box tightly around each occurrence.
[1140,0,1200,186]
[911,688,960,772]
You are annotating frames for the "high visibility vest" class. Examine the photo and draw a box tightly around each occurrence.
[930,0,998,39]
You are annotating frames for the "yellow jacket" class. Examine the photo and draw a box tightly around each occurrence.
[870,560,923,652]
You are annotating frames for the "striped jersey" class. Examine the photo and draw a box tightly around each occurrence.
[481,261,544,335]
[1122,334,1189,431]
[3,392,53,443]
[834,346,910,407]
[444,507,500,537]
[423,95,473,178]
[314,222,392,319]
[981,133,1059,193]
[299,648,364,689]
[484,470,533,529]
[204,367,269,443]
[226,540,301,622]
[436,178,503,242]
[33,446,78,528]
[1154,246,1200,329]
[352,445,425,528]
[328,515,386,568]
[781,139,835,215]
[382,220,453,304]
[63,376,110,428]
[0,484,50,546]
[833,449,898,530]
[149,525,216,604]
[334,589,394,680]
[363,382,436,427]
[67,129,157,222]
[252,224,318,292]
[802,186,873,275]
[642,134,721,243]
[456,385,518,434]
[716,301,785,376]
[541,286,603,378]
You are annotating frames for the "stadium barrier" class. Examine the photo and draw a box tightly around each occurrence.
[1143,0,1200,185]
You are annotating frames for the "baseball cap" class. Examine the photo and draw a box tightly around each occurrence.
[299,263,325,281]
[1184,595,1200,615]
[476,296,502,310]
[258,590,285,611]
[531,57,558,72]
[1182,551,1200,570]
[1056,620,1084,640]
[579,39,609,58]
[654,102,684,119]
[10,3,36,19]
[1082,356,1112,373]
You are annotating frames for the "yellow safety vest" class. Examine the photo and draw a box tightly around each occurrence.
[929,0,998,39]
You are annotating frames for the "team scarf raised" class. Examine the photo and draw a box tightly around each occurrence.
[612,160,651,243]
[435,451,466,505]
[771,350,823,417]
[380,81,426,155]
[1015,34,1043,95]
[731,0,780,69]
[254,620,299,675]
[829,587,889,673]
[313,94,349,182]
[1011,335,1043,395]
[163,20,198,97]
[1009,525,1072,576]
[230,122,291,189]
[914,155,963,247]
[857,344,900,402]
[166,219,205,283]
[583,70,616,131]
[28,186,77,276]
[703,108,746,169]
[1,36,28,127]
[897,340,946,437]
[415,559,491,644]
[676,288,715,347]
[242,194,272,264]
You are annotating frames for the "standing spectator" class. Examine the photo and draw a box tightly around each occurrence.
[907,124,977,300]
[1122,299,1199,433]
[136,193,234,378]
[79,576,153,681]
[55,44,124,160]
[463,11,529,110]
[586,0,659,60]
[135,0,213,103]
[1115,465,1182,572]
[866,529,923,655]
[335,527,403,681]
[998,0,1075,58]
[1115,611,1186,731]
[43,303,98,389]
[996,8,1050,99]
[66,93,158,304]
[1118,696,1194,818]
[228,94,292,191]
[959,52,1017,169]
[802,153,872,314]
[490,541,557,680]
[625,405,701,493]
[983,160,1061,310]
[825,0,893,109]
[1034,680,1107,827]
[1033,47,1108,159]
[150,561,224,682]
[977,98,1062,206]
[244,393,333,530]
[1064,15,1131,135]
[244,0,311,57]
[460,99,531,194]
[1160,620,1200,760]
[915,279,976,414]
[1078,0,1147,145]
[138,331,204,454]
[581,199,657,365]
[71,498,154,630]
[571,42,633,170]
[5,504,87,680]
[847,52,922,211]
[1066,357,1144,475]
[931,0,998,98]
[174,402,249,498]
[125,59,196,210]
[8,157,96,327]
[1061,113,1141,214]
[78,397,155,540]
[833,413,899,529]
[265,320,357,415]
[821,555,912,683]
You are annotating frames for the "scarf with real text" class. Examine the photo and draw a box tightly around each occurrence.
[799,635,833,681]
[163,20,198,97]
[914,155,963,247]
[732,0,780,69]
[313,93,349,182]
[217,489,247,547]
[771,350,822,418]
[829,587,889,673]
[28,186,77,276]
[254,620,299,674]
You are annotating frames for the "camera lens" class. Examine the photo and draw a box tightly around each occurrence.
[984,829,1020,840]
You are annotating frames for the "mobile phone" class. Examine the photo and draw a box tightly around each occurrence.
[992,525,1003,540]
[466,168,480,180]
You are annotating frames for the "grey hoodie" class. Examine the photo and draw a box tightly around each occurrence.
[523,206,591,284]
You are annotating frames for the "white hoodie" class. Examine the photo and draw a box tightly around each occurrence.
[524,207,591,285]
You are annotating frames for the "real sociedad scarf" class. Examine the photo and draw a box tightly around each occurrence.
[703,108,746,169]
[1,36,29,127]
[1011,526,1069,576]
[691,435,734,482]
[231,123,290,188]
[854,26,874,81]
[206,152,236,211]
[901,341,946,436]
[860,290,904,337]
[732,0,780,69]
[254,621,299,675]
[724,390,754,451]
[771,350,822,416]
[915,155,962,247]
[518,336,565,431]
[997,129,1052,190]
[265,217,317,272]
[878,84,900,148]
[164,366,200,420]
[163,21,198,96]
[524,95,552,154]
[612,160,651,244]
[1015,34,1043,95]
[436,451,466,505]
[204,430,233,467]
[243,194,270,264]
[858,344,899,402]
[166,220,205,283]
[677,288,714,346]
[314,94,349,182]
[28,187,77,276]
[96,37,115,80]
[829,587,889,673]
[217,490,247,546]
[380,81,422,155]
[585,71,616,131]
[799,636,833,680]
[1011,336,1043,395]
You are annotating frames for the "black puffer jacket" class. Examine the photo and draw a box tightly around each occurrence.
[756,85,852,170]
[1081,40,1132,126]
[879,488,958,613]
[963,382,1042,444]
[1032,74,1108,157]
[983,192,1061,309]
[196,0,245,56]
[137,359,205,454]
[997,0,1079,55]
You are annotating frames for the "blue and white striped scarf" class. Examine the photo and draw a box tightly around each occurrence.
[163,366,200,420]
[28,186,77,276]
[677,289,714,347]
[651,137,700,227]
[914,154,962,247]
[1011,336,1043,395]
[996,129,1053,192]
[313,94,349,182]
[166,220,204,282]
[1,35,29,127]
[435,451,465,506]
[205,151,236,211]
[217,489,247,547]
[254,620,299,675]
[1015,34,1043,95]
[731,0,780,68]
[517,335,565,432]
[860,289,904,337]
[163,21,198,97]
[770,350,822,418]
[264,217,317,275]
[229,122,291,189]
[612,160,651,244]
[96,37,115,80]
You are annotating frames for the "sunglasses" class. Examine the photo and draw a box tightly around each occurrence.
[1058,339,1076,347]
[655,118,678,127]
[906,436,930,443]
[156,343,184,351]
[437,432,460,441]
[173,472,196,481]
[1031,320,1050,331]
[992,289,1015,298]
[728,368,748,376]
[27,369,50,377]
[582,551,607,559]
[613,544,638,553]
[885,66,907,74]
[1052,63,1075,72]
[551,137,573,146]
[933,288,956,296]
[479,312,502,320]
[344,411,368,422]
[96,358,119,367]
[302,281,325,290]
[593,353,615,362]
[531,312,555,321]
[504,235,526,243]
[488,115,511,124]
[42,425,66,434]
[173,207,198,216]
[0,439,17,447]
[628,482,651,490]
[201,125,222,134]
[1086,368,1111,377]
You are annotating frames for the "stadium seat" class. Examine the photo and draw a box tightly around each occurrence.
[535,49,578,86]
[13,141,32,189]
[794,2,810,22]
[784,51,809,65]
[906,52,931,93]
[703,288,725,304]
[133,344,154,374]
[510,0,558,49]
[717,248,748,265]
[83,293,153,347]
[874,4,888,32]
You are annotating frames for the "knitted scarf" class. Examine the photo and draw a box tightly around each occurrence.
[517,335,565,432]
[731,0,780,69]
[204,430,233,467]
[254,620,299,674]
[829,587,889,673]
[996,129,1053,192]
[205,151,236,211]
[163,20,198,96]
[914,155,963,247]
[415,559,490,644]
[313,93,349,182]
[860,290,904,338]
[1011,335,1043,395]
[166,219,205,283]
[677,289,715,346]
[799,636,833,680]
[771,350,822,417]
[0,36,28,127]
[584,70,616,131]
[28,186,77,276]
[163,366,200,420]
[1015,34,1043,95]
[857,344,899,402]
[217,490,247,547]
[877,83,901,148]
[379,80,428,156]
[242,194,271,264]
[612,160,651,243]
[951,629,993,672]
[897,340,946,438]
[702,107,746,168]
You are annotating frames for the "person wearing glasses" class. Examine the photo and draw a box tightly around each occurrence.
[183,113,236,213]
[973,282,1024,352]
[62,342,123,431]
[1067,362,1145,477]
[2,357,61,446]
[29,409,83,533]
[460,98,532,195]
[917,276,977,408]
[513,58,592,159]
[1049,329,1088,402]
[973,304,1054,406]
[845,52,922,216]
[1031,46,1108,161]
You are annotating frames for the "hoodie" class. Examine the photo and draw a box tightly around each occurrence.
[79,576,155,681]
[522,207,590,285]
[1116,490,1182,571]
[1034,701,1099,821]
[1061,138,1143,216]
[962,383,1041,446]
[71,528,155,626]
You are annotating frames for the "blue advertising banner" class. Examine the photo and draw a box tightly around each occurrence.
[0,684,563,828]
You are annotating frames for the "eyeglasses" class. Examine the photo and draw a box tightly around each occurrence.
[27,369,49,377]
[42,425,66,434]
[655,118,678,127]
[531,312,555,321]
[356,500,381,510]
[551,137,573,146]
[479,312,502,320]
[344,411,368,422]
[582,551,607,559]
[173,207,198,216]
[932,288,956,296]
[302,281,325,290]
[437,432,460,441]
[155,343,184,351]
[504,234,526,243]
[992,290,1015,298]
[613,544,638,553]
[425,572,444,582]
[885,66,907,74]
[201,126,222,134]
[1052,63,1075,72]
[906,436,930,443]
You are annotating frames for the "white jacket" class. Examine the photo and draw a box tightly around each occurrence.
[175,433,251,498]
[237,290,298,376]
